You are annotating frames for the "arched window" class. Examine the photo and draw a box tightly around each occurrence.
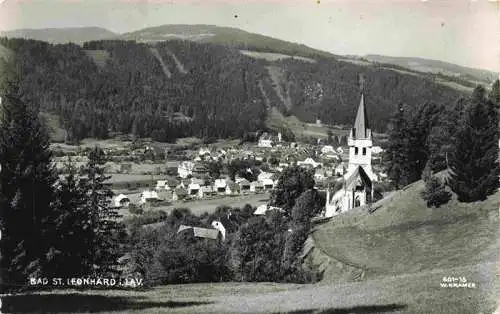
[362,148,366,155]
[354,195,361,207]
[355,147,359,155]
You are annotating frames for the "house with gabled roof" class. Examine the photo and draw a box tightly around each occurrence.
[187,183,203,199]
[261,178,275,190]
[201,185,216,198]
[140,190,159,204]
[114,194,130,207]
[258,132,273,148]
[250,181,265,193]
[237,179,251,194]
[177,225,221,241]
[214,178,228,194]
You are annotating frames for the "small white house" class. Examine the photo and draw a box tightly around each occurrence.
[253,204,269,215]
[298,158,321,168]
[335,163,346,176]
[314,171,325,181]
[114,194,130,207]
[155,180,171,191]
[198,147,211,156]
[257,171,273,182]
[262,178,275,190]
[253,205,283,216]
[250,181,265,193]
[202,185,216,197]
[211,221,226,241]
[321,145,335,154]
[214,179,227,194]
[188,183,202,198]
[238,179,251,193]
[372,146,384,154]
[258,133,273,148]
[140,190,159,204]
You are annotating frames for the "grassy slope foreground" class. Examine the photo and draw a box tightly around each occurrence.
[3,178,499,313]
[312,178,500,313]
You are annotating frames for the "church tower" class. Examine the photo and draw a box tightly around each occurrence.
[345,85,377,182]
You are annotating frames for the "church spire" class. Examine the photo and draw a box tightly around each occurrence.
[352,74,370,139]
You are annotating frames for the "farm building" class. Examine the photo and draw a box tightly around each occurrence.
[114,194,130,207]
[140,190,159,204]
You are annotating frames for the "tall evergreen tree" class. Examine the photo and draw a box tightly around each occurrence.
[449,85,499,202]
[0,61,57,290]
[407,101,445,177]
[384,103,411,189]
[80,146,127,276]
[489,79,500,106]
[48,159,95,277]
[489,79,500,130]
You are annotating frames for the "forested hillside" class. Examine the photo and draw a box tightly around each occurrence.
[0,36,465,142]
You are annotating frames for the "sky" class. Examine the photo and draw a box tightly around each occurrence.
[0,0,498,72]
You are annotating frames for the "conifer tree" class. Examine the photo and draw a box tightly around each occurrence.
[81,146,127,276]
[489,79,500,130]
[0,61,57,290]
[489,79,500,106]
[449,85,499,202]
[384,104,411,189]
[48,158,100,277]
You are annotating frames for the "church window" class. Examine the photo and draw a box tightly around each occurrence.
[362,148,366,155]
[355,147,359,155]
[354,195,361,207]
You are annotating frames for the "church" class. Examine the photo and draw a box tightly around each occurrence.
[325,90,378,217]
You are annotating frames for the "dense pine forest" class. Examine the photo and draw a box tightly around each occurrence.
[0,37,465,142]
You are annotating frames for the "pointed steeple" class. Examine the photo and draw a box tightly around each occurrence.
[352,92,370,139]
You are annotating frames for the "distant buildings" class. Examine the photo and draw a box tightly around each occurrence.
[321,145,335,154]
[297,157,322,168]
[258,133,273,148]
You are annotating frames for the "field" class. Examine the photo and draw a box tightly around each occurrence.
[120,192,270,222]
[240,49,316,63]
[266,107,349,140]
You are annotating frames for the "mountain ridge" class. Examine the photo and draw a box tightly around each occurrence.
[364,54,498,84]
[2,24,496,83]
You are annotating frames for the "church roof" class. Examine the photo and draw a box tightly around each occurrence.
[345,166,372,190]
[352,93,370,139]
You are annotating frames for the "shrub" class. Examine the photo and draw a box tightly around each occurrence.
[421,175,451,208]
[129,204,144,215]
[373,181,391,201]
